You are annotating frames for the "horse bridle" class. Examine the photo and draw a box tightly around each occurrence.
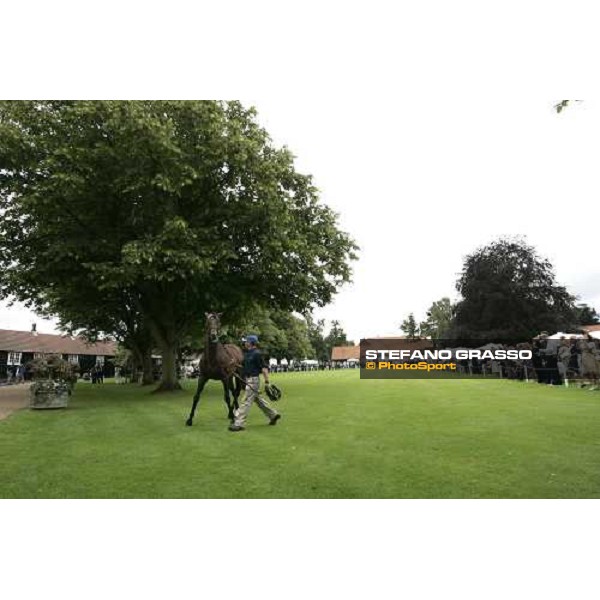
[206,312,221,344]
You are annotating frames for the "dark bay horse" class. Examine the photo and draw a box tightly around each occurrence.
[185,312,243,426]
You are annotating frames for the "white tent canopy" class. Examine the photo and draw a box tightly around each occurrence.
[544,332,586,352]
[546,332,585,339]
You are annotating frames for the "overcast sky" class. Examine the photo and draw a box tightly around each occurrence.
[0,99,598,340]
[251,98,600,340]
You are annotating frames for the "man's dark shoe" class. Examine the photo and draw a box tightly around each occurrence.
[228,424,245,432]
[268,414,281,426]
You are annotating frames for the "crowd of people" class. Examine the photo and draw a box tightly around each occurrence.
[182,358,358,376]
[531,333,600,386]
[1,361,112,385]
[458,333,600,388]
[264,359,359,373]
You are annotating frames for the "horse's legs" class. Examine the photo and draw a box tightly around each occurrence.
[186,375,207,426]
[222,378,235,422]
[232,374,242,412]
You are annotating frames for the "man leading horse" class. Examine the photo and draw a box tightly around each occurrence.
[228,334,281,432]
[186,313,282,431]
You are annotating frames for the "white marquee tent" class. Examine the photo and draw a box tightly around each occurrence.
[547,332,585,340]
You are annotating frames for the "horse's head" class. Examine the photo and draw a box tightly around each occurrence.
[205,312,223,344]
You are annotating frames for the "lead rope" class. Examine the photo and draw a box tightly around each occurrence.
[220,344,261,394]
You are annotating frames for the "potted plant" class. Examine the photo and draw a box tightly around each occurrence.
[29,354,78,409]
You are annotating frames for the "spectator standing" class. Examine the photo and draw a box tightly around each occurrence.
[557,339,571,379]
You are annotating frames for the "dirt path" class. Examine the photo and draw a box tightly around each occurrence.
[0,383,31,420]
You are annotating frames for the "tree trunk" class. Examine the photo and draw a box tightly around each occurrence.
[145,305,181,392]
[141,348,154,386]
[128,336,155,385]
[155,342,181,392]
[129,349,142,384]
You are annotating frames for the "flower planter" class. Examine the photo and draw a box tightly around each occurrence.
[30,379,71,410]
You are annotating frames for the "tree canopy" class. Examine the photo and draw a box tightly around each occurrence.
[222,307,315,361]
[450,237,578,342]
[574,303,599,326]
[305,314,329,363]
[0,101,358,389]
[400,313,420,339]
[554,100,582,113]
[419,297,454,339]
[323,320,354,358]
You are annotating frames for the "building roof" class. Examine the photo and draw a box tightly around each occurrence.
[582,324,600,333]
[331,345,360,361]
[361,335,434,340]
[0,328,117,356]
[331,337,435,360]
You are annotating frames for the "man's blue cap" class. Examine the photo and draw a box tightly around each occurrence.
[246,334,259,344]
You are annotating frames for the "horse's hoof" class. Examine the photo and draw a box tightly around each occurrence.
[185,419,193,427]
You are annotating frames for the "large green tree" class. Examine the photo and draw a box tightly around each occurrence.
[400,313,420,339]
[223,307,314,361]
[0,101,358,390]
[305,314,329,362]
[324,320,354,358]
[573,303,600,326]
[450,237,577,342]
[270,311,314,360]
[419,297,455,339]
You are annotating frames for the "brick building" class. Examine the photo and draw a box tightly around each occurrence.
[0,325,117,380]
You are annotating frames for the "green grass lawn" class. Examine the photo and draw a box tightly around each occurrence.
[1,370,600,498]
